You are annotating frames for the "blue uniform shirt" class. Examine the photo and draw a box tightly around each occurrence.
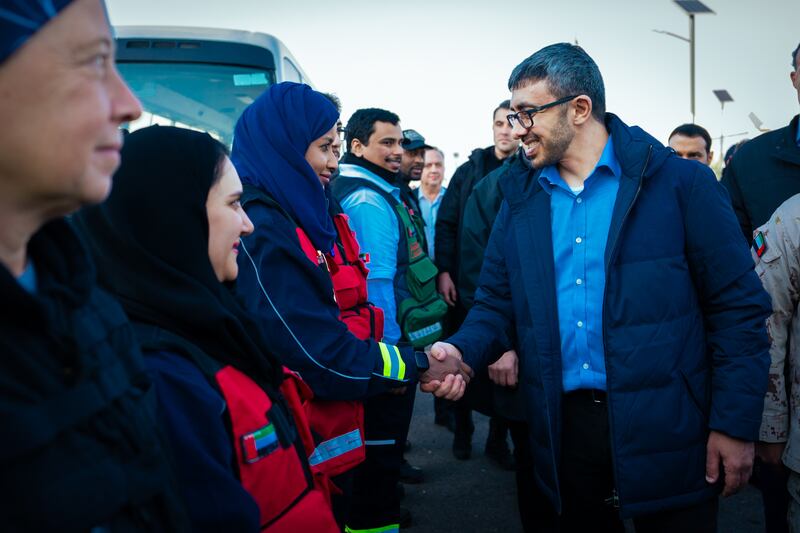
[416,186,446,260]
[538,135,621,392]
[17,261,37,294]
[338,164,402,344]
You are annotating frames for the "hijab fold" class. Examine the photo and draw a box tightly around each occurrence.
[75,125,283,390]
[0,0,76,64]
[232,82,339,252]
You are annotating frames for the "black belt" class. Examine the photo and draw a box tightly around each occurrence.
[565,388,607,404]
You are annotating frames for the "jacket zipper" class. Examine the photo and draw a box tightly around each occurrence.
[601,145,651,511]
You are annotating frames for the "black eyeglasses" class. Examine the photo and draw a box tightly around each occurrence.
[506,94,579,129]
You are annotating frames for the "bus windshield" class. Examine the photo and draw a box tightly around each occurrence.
[118,62,275,146]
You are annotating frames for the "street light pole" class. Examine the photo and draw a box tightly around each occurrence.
[713,89,733,159]
[656,1,714,123]
[690,14,695,122]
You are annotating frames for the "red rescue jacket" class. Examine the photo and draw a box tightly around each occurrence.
[136,325,339,532]
[295,213,385,341]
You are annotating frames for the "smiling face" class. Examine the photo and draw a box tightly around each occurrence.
[305,124,340,187]
[510,80,576,169]
[0,0,141,215]
[206,157,254,282]
[352,121,404,173]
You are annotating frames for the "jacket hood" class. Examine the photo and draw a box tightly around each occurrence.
[500,113,672,202]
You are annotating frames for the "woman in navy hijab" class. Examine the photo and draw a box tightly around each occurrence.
[232,82,429,530]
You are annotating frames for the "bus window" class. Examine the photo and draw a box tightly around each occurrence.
[118,62,275,146]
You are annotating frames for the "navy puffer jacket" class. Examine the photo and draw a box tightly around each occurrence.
[448,114,771,518]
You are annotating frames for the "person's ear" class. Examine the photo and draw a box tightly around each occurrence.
[572,96,593,126]
[351,138,364,157]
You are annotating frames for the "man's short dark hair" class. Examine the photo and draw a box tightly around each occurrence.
[321,92,342,113]
[792,42,800,68]
[669,123,712,152]
[345,108,400,153]
[507,43,606,122]
[493,99,511,119]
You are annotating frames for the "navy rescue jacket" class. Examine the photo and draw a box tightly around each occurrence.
[235,187,416,401]
[448,114,771,518]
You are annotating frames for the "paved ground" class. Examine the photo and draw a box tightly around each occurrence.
[402,390,766,532]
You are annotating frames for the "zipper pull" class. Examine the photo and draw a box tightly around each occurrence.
[316,250,328,271]
[604,489,620,509]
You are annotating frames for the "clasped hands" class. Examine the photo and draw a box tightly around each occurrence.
[418,342,472,400]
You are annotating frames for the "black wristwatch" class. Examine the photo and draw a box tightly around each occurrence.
[414,351,429,372]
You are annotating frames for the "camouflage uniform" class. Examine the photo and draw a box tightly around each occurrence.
[754,193,800,531]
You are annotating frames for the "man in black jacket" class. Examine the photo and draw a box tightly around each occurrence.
[722,42,800,244]
[459,148,546,531]
[435,100,519,461]
[435,100,518,315]
[0,0,187,530]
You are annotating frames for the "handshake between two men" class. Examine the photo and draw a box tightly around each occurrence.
[415,341,517,400]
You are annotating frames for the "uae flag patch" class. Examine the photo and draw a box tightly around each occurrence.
[753,231,767,257]
[242,423,279,463]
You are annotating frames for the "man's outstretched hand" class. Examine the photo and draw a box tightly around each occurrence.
[419,342,472,400]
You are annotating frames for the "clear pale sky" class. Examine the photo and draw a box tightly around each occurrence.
[107,0,798,176]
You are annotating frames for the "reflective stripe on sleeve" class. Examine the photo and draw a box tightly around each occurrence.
[378,342,393,379]
[345,524,400,533]
[393,345,406,381]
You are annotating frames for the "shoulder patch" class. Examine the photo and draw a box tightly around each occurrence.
[753,231,767,257]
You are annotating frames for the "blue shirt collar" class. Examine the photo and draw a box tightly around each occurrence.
[538,135,620,195]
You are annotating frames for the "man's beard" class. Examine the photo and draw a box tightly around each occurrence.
[531,109,574,169]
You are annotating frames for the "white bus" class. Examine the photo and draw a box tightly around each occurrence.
[115,26,312,146]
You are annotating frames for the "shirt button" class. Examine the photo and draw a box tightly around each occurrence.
[576,197,583,204]
[582,363,590,370]
[576,278,583,285]
[577,321,584,328]
[575,237,582,244]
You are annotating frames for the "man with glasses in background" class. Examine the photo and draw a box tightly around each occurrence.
[428,42,771,531]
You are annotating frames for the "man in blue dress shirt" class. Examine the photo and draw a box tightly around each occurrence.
[423,43,772,531]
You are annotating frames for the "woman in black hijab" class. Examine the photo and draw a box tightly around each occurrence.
[75,125,339,533]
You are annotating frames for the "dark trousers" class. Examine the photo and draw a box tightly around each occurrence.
[550,390,718,533]
[753,459,791,533]
[348,386,415,528]
[509,420,551,532]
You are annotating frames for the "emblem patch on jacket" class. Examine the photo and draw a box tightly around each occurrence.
[753,231,767,257]
[242,423,279,463]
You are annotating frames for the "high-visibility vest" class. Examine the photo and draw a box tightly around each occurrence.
[135,325,341,532]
